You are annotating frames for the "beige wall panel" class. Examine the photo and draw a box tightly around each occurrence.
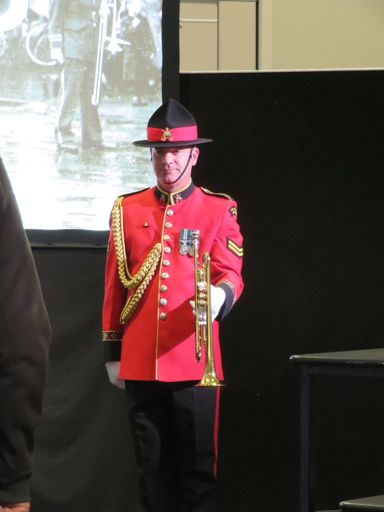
[180,21,218,71]
[180,0,218,72]
[219,1,256,70]
[270,0,384,70]
[180,0,384,72]
[180,0,218,19]
[258,0,273,69]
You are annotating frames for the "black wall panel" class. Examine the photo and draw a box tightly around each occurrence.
[30,245,139,512]
[180,70,384,511]
[28,70,384,512]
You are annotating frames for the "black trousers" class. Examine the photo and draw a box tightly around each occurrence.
[56,59,102,145]
[125,381,220,512]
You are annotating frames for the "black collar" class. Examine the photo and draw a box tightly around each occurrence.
[155,181,195,205]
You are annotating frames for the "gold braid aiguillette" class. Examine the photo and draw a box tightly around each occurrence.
[112,197,162,324]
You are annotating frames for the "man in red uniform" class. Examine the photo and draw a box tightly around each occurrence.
[102,99,244,512]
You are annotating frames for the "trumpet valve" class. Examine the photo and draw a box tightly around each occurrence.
[106,39,123,54]
[197,309,207,326]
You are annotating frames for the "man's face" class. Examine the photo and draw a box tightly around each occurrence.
[151,146,199,191]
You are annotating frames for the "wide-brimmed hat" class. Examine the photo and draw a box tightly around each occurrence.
[133,98,213,147]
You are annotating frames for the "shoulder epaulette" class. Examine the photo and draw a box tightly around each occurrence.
[118,187,149,199]
[201,187,233,200]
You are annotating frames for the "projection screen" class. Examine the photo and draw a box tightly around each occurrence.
[0,0,176,231]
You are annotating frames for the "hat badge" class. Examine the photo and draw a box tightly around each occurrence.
[161,127,173,142]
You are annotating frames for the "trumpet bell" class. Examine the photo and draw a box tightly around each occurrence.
[0,0,28,33]
[196,369,224,387]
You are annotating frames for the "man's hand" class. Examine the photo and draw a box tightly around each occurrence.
[105,361,125,390]
[50,47,63,64]
[0,502,30,512]
[190,285,226,321]
[210,285,225,320]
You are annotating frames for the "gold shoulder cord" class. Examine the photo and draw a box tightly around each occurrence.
[112,197,162,325]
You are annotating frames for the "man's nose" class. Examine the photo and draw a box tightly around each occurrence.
[162,151,174,162]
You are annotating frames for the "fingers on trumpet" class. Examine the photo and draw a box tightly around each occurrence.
[190,284,225,321]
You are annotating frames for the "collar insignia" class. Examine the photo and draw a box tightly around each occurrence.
[155,182,195,205]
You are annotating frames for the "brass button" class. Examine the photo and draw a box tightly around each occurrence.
[160,312,167,320]
[163,234,170,241]
[161,272,169,279]
[165,222,172,228]
[166,210,174,216]
[163,260,170,266]
[160,285,168,292]
[164,247,171,254]
[160,298,168,306]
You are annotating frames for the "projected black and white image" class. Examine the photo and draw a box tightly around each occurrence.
[0,0,163,229]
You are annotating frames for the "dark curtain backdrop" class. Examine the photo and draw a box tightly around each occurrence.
[28,70,384,512]
[180,70,384,512]
[29,239,140,512]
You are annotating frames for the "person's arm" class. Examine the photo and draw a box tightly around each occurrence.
[210,198,244,320]
[102,208,126,388]
[47,0,64,63]
[0,159,51,505]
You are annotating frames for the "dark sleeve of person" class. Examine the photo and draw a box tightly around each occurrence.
[47,0,64,50]
[0,159,52,503]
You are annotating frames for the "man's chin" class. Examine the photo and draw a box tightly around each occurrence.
[158,176,179,189]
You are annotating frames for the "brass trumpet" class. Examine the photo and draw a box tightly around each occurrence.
[92,0,109,106]
[191,230,223,387]
[92,0,123,106]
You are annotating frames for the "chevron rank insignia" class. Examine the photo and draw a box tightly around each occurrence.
[229,206,237,217]
[227,238,243,258]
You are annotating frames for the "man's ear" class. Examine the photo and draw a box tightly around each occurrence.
[192,146,200,165]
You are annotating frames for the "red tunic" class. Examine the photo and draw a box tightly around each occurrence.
[102,183,244,382]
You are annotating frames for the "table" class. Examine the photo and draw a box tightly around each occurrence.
[290,348,384,512]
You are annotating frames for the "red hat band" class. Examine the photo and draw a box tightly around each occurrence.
[147,125,198,143]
